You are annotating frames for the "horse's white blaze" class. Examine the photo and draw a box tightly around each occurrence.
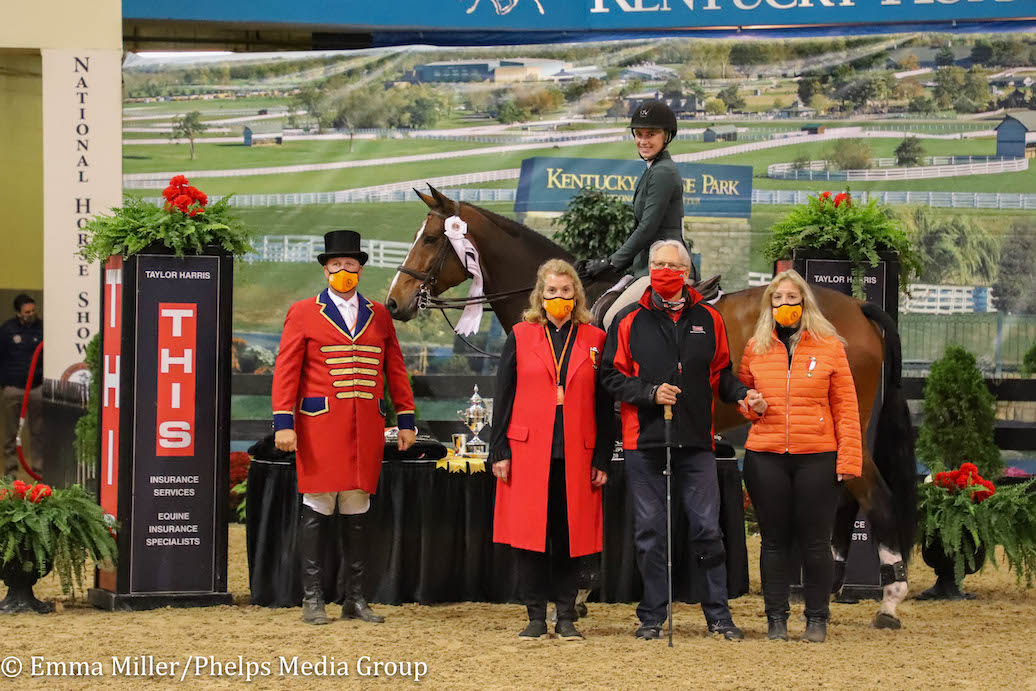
[389,220,427,296]
[878,545,908,617]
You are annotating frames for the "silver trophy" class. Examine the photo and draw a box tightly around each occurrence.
[458,385,489,457]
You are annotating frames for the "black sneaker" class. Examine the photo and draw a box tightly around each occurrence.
[635,623,663,640]
[554,619,584,641]
[708,620,744,641]
[519,620,549,640]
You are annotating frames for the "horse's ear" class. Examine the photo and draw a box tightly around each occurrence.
[413,187,436,209]
[428,184,459,216]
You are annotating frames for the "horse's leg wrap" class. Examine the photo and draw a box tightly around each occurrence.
[879,560,908,587]
[875,547,908,629]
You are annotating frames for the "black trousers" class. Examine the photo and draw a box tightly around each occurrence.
[743,450,839,621]
[626,447,730,626]
[514,456,579,622]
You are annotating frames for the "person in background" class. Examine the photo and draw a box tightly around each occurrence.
[737,269,863,643]
[489,259,615,642]
[601,240,762,641]
[1,294,43,478]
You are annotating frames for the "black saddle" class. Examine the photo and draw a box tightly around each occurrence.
[588,274,723,330]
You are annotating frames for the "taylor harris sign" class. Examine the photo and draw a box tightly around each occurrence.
[514,157,753,218]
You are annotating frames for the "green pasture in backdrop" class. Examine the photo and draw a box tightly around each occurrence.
[122,133,1032,196]
[122,139,490,173]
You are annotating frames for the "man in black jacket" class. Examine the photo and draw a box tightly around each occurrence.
[1,295,43,477]
[601,241,762,641]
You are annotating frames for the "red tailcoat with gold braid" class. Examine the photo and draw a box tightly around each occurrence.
[272,289,415,494]
[493,321,606,558]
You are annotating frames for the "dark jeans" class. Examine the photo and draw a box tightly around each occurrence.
[514,456,579,622]
[626,447,730,626]
[743,450,839,621]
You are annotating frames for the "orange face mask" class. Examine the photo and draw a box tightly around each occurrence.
[772,303,803,327]
[328,269,359,293]
[543,297,574,320]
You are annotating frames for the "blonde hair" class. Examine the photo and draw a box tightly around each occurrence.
[522,259,594,325]
[751,269,845,355]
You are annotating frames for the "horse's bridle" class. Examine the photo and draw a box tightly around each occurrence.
[394,212,458,311]
[395,211,537,312]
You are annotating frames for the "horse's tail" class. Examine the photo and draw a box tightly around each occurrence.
[860,302,917,563]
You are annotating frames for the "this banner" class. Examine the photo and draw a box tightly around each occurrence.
[515,157,752,217]
[129,254,221,594]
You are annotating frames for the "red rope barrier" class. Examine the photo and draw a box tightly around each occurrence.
[16,341,43,481]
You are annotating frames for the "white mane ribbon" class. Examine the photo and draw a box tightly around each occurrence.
[443,215,484,336]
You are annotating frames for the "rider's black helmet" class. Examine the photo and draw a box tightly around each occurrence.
[630,99,678,143]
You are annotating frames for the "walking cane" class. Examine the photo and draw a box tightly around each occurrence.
[664,403,674,648]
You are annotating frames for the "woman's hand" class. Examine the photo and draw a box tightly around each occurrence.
[493,459,511,483]
[591,468,608,487]
[837,473,846,482]
[745,389,767,414]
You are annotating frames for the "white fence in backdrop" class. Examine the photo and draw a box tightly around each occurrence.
[242,237,411,265]
[146,187,1036,211]
[750,189,1036,210]
[767,156,1028,181]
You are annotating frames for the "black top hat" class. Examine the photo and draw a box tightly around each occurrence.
[317,230,368,266]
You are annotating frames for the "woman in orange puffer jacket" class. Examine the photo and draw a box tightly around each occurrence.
[737,269,862,644]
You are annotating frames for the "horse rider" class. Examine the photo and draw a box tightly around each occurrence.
[585,99,691,281]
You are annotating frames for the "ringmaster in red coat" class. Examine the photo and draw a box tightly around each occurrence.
[489,259,615,642]
[272,230,416,625]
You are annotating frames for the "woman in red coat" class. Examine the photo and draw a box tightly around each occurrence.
[489,259,615,642]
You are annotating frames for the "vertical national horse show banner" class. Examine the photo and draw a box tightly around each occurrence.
[515,157,753,218]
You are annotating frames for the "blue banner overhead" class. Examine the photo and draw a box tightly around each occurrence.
[123,0,1033,37]
[514,157,753,218]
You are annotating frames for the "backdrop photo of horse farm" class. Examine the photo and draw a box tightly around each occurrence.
[26,31,1036,689]
[117,33,1036,445]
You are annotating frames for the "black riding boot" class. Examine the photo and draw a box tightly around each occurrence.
[339,511,385,623]
[300,505,330,625]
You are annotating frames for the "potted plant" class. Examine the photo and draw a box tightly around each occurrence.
[763,189,922,299]
[0,480,117,613]
[916,463,1036,600]
[79,175,254,261]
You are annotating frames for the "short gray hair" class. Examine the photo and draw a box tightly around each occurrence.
[648,240,691,268]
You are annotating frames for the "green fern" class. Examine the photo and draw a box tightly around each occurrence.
[918,478,1036,587]
[764,190,922,299]
[0,482,118,597]
[79,193,254,263]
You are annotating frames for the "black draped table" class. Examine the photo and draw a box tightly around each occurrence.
[246,451,749,607]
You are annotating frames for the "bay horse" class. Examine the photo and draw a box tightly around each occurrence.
[387,185,916,629]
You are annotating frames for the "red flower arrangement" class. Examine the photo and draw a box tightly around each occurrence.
[833,192,851,208]
[933,462,996,503]
[2,480,53,503]
[819,191,832,203]
[228,451,252,513]
[161,175,208,217]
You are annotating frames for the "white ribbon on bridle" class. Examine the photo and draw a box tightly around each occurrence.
[443,215,484,336]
